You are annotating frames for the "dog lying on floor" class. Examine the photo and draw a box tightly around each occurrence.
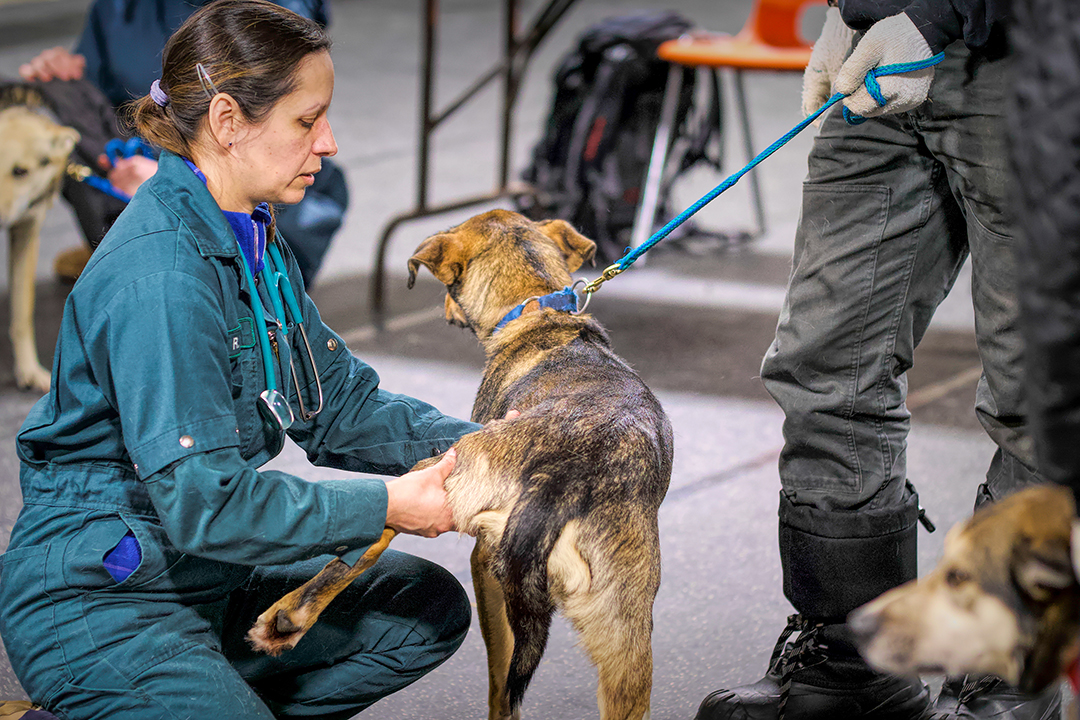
[248,209,674,720]
[851,483,1079,694]
[0,84,79,393]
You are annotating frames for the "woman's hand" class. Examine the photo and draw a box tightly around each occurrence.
[385,410,517,538]
[19,47,86,82]
[385,449,457,537]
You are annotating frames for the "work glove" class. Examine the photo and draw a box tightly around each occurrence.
[834,12,934,118]
[801,7,856,118]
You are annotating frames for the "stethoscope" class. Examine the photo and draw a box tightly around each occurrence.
[235,237,324,451]
[188,62,324,448]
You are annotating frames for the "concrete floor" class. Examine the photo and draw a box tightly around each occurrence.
[0,0,1056,718]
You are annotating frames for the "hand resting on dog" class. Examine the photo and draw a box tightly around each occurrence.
[385,410,519,538]
[18,46,86,83]
[386,449,458,537]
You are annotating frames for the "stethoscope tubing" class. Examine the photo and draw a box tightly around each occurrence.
[239,237,324,423]
[237,238,280,394]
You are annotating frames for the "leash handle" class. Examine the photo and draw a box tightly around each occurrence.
[581,52,947,290]
[842,52,946,125]
[104,137,155,167]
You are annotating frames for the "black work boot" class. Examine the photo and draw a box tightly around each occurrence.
[929,676,1061,720]
[696,490,930,720]
[695,615,930,720]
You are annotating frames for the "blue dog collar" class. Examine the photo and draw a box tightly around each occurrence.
[493,286,579,332]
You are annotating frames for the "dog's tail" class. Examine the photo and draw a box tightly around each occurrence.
[498,473,579,712]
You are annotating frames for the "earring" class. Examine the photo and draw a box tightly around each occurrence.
[228,141,233,147]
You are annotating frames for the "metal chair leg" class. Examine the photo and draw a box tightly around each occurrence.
[733,69,766,238]
[630,63,684,259]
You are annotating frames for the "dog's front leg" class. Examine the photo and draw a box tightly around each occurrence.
[9,213,50,392]
[248,527,397,655]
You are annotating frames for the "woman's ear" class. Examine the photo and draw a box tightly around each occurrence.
[206,93,242,149]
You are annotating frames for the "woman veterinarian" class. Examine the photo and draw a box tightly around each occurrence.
[0,1,479,717]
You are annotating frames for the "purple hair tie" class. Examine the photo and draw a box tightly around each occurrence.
[150,79,169,107]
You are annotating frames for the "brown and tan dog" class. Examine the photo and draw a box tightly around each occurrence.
[0,84,79,393]
[249,209,673,720]
[850,484,1079,694]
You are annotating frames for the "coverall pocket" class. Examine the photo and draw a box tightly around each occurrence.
[52,653,150,712]
[231,352,264,457]
[0,545,67,703]
[62,513,185,593]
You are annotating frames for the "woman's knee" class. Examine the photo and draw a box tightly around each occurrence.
[410,558,471,652]
[357,550,471,652]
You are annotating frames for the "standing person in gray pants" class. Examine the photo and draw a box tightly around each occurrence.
[696,2,1059,719]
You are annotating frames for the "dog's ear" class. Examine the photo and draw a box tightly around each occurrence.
[1013,536,1076,603]
[536,219,596,271]
[407,233,466,289]
[53,127,79,157]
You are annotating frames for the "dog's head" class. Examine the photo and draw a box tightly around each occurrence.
[851,484,1079,692]
[0,105,79,228]
[407,209,595,337]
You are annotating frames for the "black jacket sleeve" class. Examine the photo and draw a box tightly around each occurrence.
[839,0,1008,53]
[1009,0,1080,510]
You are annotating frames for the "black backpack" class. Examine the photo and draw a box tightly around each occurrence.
[517,10,723,264]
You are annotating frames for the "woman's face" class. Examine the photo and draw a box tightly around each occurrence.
[232,50,337,208]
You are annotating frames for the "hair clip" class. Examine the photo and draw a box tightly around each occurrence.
[149,79,169,107]
[196,63,221,99]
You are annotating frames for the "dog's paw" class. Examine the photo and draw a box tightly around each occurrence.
[247,606,312,656]
[15,363,50,394]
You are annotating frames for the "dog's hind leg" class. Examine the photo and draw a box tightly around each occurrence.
[471,511,519,720]
[554,523,657,720]
[248,528,397,655]
[9,213,50,392]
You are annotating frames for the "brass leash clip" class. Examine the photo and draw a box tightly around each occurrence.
[572,263,624,315]
[66,163,92,182]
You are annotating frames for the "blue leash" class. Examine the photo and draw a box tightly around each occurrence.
[578,52,946,301]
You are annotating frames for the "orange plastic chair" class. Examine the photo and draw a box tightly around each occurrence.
[631,0,827,252]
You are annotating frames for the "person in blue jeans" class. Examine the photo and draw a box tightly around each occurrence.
[0,3,479,717]
[20,0,346,287]
[696,2,1060,719]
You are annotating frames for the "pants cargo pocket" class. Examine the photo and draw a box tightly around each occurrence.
[0,545,66,706]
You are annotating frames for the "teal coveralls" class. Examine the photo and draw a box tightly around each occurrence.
[0,151,478,719]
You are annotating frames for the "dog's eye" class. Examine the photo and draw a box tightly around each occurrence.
[11,166,28,178]
[39,157,51,167]
[945,568,969,587]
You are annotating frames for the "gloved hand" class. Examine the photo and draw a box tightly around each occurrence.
[801,7,856,118]
[834,12,934,118]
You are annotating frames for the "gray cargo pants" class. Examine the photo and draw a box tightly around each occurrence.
[760,42,1041,620]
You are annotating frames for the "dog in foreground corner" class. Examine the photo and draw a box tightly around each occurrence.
[851,483,1079,694]
[249,209,674,720]
[0,84,79,393]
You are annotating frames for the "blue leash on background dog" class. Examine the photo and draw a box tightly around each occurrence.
[567,53,946,312]
[66,136,156,203]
